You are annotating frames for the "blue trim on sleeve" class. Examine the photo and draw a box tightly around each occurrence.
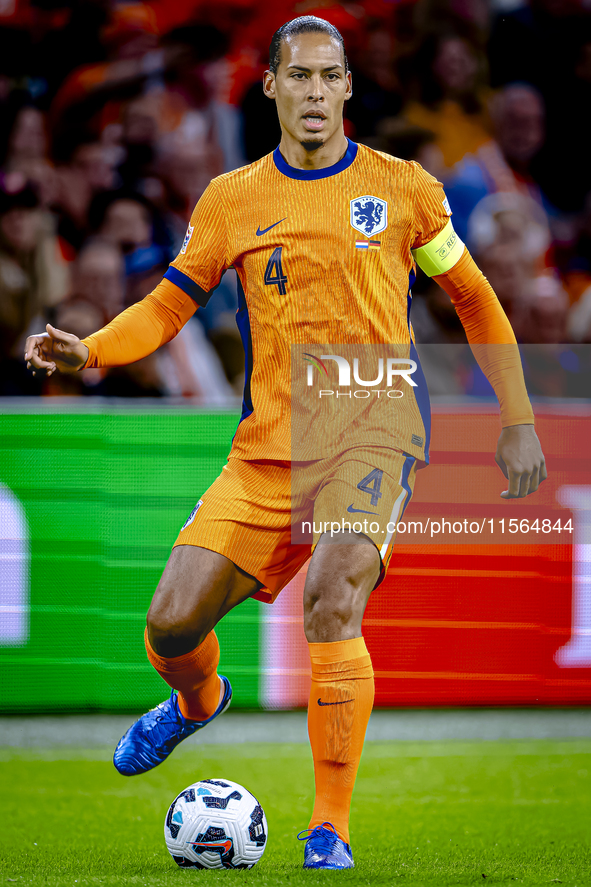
[164,266,213,307]
[273,139,358,180]
[235,276,254,424]
[399,454,416,520]
[406,275,431,462]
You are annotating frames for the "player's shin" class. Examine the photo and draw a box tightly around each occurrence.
[144,628,221,721]
[307,638,375,844]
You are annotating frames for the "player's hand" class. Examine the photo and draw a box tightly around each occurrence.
[495,424,547,499]
[24,324,89,376]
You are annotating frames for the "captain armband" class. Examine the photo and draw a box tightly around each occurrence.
[411,219,465,278]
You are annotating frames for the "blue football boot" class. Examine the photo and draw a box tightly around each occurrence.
[113,676,232,776]
[298,822,354,869]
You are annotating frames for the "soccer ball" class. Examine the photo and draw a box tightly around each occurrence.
[164,778,267,870]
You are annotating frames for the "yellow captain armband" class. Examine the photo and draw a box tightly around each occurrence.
[411,218,465,278]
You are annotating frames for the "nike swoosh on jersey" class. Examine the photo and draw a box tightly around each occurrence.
[256,218,287,236]
[317,698,355,706]
[346,504,378,515]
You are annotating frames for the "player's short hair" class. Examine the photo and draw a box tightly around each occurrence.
[269,16,349,76]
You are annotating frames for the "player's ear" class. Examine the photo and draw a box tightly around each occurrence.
[263,71,276,101]
[344,71,352,101]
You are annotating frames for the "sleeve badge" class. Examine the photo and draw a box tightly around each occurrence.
[180,224,194,255]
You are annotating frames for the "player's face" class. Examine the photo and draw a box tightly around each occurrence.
[264,32,352,152]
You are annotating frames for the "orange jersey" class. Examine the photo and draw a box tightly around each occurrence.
[167,141,452,462]
[83,141,534,458]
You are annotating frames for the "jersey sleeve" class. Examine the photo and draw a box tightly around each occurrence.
[410,162,465,277]
[82,278,196,368]
[164,179,229,307]
[411,162,452,248]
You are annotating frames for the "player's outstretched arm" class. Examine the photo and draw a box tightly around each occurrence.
[25,280,197,375]
[25,324,89,376]
[82,280,196,369]
[409,166,546,498]
[431,249,548,499]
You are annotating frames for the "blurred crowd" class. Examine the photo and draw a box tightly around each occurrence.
[1,0,591,401]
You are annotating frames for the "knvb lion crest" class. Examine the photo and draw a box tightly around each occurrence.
[350,196,388,237]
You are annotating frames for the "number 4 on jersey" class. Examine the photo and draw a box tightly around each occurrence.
[264,247,287,295]
[357,469,383,507]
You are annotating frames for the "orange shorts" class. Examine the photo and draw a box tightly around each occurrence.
[173,446,417,603]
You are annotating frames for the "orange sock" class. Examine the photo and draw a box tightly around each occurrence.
[144,628,221,721]
[307,637,375,845]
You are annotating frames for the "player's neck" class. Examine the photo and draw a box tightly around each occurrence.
[278,130,349,171]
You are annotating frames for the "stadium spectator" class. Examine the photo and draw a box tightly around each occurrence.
[92,192,152,254]
[513,277,570,346]
[445,84,549,243]
[467,192,554,329]
[70,240,126,325]
[372,118,445,183]
[560,190,591,309]
[114,26,233,189]
[567,207,591,344]
[401,30,492,172]
[487,0,591,213]
[511,281,588,399]
[156,127,224,249]
[69,140,120,197]
[345,26,403,139]
[0,178,69,357]
[3,103,48,167]
[49,3,163,140]
[4,0,591,401]
[88,189,173,289]
[160,317,237,403]
[52,136,120,251]
[1,101,58,213]
[413,0,491,43]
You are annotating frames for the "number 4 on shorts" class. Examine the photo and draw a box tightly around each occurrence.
[357,469,383,507]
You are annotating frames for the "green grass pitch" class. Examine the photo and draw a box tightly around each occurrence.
[1,738,590,886]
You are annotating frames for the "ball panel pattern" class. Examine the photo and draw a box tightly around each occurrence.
[164,778,267,870]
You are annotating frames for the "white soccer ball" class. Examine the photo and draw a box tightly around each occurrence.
[164,778,268,870]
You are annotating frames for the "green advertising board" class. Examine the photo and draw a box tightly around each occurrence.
[0,405,262,713]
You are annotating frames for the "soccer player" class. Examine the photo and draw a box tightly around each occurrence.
[25,16,546,870]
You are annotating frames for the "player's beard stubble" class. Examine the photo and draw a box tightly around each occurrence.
[301,137,324,152]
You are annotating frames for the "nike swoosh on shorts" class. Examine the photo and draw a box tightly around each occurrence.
[346,504,378,515]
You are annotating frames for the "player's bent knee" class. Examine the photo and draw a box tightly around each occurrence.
[146,595,211,658]
[147,617,209,658]
[303,589,360,642]
[314,531,380,579]
[303,538,381,642]
[305,595,355,626]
